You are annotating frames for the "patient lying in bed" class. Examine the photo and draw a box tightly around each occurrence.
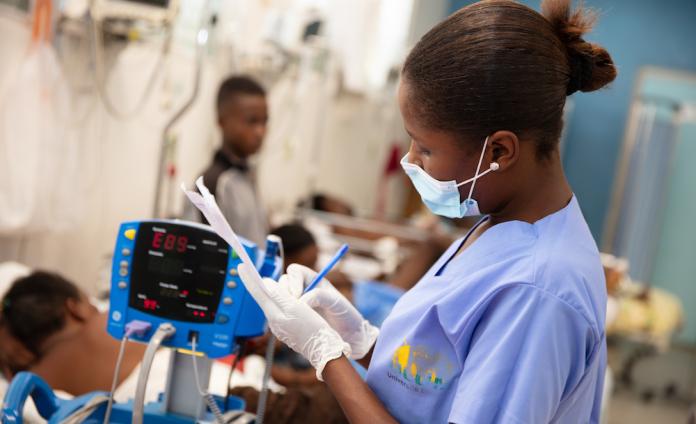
[0,270,148,394]
[0,268,346,423]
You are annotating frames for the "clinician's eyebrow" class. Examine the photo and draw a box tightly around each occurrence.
[406,130,428,150]
[405,128,419,143]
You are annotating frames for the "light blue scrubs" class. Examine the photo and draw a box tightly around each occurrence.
[365,197,607,423]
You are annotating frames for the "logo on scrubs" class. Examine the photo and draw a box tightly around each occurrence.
[388,341,455,392]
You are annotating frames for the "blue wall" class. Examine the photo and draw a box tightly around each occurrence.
[447,0,696,241]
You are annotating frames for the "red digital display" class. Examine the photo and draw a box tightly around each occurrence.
[143,299,159,311]
[152,232,188,253]
[130,223,227,324]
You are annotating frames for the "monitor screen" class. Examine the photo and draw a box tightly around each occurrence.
[129,222,229,323]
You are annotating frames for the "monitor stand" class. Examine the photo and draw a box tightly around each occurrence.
[162,350,212,420]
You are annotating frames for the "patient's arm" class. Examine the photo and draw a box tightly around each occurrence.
[388,235,452,290]
[271,365,319,387]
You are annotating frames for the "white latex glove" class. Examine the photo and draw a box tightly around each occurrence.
[287,264,380,360]
[237,263,351,380]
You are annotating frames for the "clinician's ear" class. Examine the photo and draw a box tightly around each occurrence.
[488,130,519,171]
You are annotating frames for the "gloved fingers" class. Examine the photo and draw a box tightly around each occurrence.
[300,287,323,308]
[286,263,317,282]
[278,273,304,299]
[352,322,380,360]
[286,263,331,291]
[300,286,338,310]
[264,274,314,313]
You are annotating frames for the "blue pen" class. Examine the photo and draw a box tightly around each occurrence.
[303,244,349,293]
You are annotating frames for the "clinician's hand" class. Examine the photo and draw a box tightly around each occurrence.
[286,264,380,360]
[237,263,351,380]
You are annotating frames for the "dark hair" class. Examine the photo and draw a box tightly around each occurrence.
[270,224,316,257]
[0,271,81,355]
[216,75,266,113]
[311,194,327,211]
[402,0,616,158]
[308,193,354,215]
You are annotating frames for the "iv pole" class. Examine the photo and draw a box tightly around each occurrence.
[152,7,210,218]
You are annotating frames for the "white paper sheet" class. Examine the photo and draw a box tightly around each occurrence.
[181,177,261,282]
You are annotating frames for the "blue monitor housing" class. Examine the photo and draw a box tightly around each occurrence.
[107,220,270,358]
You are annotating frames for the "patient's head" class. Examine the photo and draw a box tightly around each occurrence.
[271,224,319,270]
[0,271,96,377]
[310,194,353,216]
[0,322,34,378]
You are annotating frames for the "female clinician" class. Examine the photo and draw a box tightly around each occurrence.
[238,0,616,422]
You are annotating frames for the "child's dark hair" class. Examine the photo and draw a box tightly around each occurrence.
[216,75,266,113]
[0,271,81,355]
[270,224,316,257]
[402,0,616,158]
[311,194,327,211]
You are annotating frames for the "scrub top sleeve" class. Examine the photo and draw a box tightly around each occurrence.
[448,284,593,424]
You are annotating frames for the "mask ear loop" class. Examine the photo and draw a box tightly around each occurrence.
[454,136,490,201]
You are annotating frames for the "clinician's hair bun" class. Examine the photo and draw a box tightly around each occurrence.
[542,0,617,95]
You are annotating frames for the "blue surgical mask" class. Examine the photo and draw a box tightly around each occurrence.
[400,136,499,218]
